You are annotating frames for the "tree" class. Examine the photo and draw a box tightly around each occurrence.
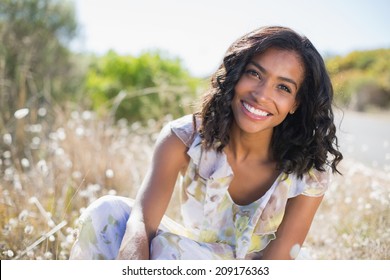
[0,0,79,154]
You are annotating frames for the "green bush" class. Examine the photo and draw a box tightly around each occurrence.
[85,51,205,122]
[326,49,390,110]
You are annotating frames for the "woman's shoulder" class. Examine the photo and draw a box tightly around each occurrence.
[288,168,330,198]
[168,114,200,147]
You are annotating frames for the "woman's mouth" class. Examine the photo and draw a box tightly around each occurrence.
[241,101,272,119]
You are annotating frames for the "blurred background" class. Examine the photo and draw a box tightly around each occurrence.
[0,0,389,260]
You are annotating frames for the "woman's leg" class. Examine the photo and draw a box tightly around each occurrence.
[69,195,133,259]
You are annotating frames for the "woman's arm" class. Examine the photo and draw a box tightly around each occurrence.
[261,194,324,259]
[116,124,189,259]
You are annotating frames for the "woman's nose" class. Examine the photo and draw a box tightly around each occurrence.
[251,82,272,102]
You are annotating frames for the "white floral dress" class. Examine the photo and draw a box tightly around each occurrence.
[69,115,328,260]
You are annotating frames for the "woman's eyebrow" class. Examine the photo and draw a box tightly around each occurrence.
[248,61,298,90]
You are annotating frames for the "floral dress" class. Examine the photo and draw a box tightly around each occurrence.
[69,115,328,260]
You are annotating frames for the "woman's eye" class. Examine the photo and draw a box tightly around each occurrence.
[245,69,260,79]
[278,84,291,93]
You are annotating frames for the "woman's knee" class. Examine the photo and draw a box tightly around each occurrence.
[81,195,133,223]
[70,195,134,259]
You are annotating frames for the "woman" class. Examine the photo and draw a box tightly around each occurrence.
[69,26,343,260]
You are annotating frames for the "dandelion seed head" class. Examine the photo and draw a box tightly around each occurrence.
[131,122,141,131]
[13,179,22,191]
[9,218,18,227]
[18,210,29,222]
[38,107,47,117]
[117,118,128,128]
[28,196,37,204]
[289,243,301,259]
[365,203,372,209]
[82,111,93,120]
[4,167,14,181]
[14,108,29,119]
[3,250,14,258]
[32,136,41,147]
[71,111,79,119]
[55,147,65,156]
[3,133,12,145]
[26,250,35,258]
[37,160,49,176]
[28,124,42,133]
[2,225,11,236]
[72,228,80,238]
[105,169,114,178]
[59,251,68,260]
[66,234,75,244]
[44,251,53,259]
[72,171,82,179]
[24,225,34,235]
[108,189,117,196]
[344,197,352,204]
[3,151,11,159]
[49,235,55,242]
[88,183,101,192]
[21,158,30,168]
[56,128,66,141]
[75,127,84,136]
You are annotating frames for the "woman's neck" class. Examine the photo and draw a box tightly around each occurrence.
[226,123,274,164]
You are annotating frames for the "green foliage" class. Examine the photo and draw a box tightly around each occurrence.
[0,0,82,158]
[326,49,390,111]
[85,50,204,122]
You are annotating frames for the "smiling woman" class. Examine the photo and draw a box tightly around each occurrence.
[69,26,343,260]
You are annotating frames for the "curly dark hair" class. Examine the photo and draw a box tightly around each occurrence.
[195,26,343,178]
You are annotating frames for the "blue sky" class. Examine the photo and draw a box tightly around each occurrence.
[72,0,390,77]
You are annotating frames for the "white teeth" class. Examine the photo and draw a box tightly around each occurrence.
[243,102,269,117]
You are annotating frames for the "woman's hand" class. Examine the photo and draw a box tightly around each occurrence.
[116,220,151,260]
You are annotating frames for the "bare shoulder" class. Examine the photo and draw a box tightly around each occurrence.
[152,123,190,174]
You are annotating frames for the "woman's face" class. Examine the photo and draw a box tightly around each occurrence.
[231,48,304,135]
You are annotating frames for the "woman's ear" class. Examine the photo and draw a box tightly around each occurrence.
[289,103,299,114]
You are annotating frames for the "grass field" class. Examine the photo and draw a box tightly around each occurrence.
[1,108,389,260]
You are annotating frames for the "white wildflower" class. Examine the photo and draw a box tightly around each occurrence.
[108,189,117,196]
[6,250,14,258]
[105,169,114,178]
[37,160,49,176]
[3,133,12,145]
[289,243,301,259]
[14,108,29,119]
[82,110,93,120]
[18,210,29,222]
[38,107,47,117]
[56,128,66,141]
[44,251,53,260]
[21,158,30,168]
[3,151,11,159]
[24,225,34,235]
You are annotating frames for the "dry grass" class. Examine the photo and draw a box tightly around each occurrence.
[0,107,389,260]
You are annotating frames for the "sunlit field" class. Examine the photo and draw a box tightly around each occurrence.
[0,107,389,260]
